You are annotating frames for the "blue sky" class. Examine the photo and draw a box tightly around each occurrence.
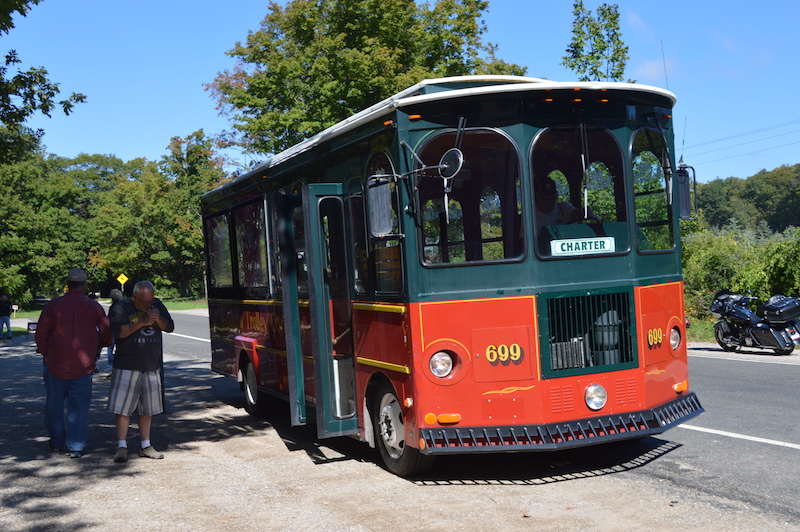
[5,1,799,182]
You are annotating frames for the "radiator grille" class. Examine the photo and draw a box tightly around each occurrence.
[544,291,635,374]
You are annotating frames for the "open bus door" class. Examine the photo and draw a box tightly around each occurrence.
[276,192,307,427]
[301,183,359,437]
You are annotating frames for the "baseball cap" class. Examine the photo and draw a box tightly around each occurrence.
[67,268,87,282]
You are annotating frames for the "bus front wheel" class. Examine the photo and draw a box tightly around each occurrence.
[372,382,435,477]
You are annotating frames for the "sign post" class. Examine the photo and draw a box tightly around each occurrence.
[117,273,129,292]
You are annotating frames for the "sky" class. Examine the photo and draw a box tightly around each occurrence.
[4,0,800,182]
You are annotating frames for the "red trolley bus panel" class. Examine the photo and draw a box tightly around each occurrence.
[201,75,703,477]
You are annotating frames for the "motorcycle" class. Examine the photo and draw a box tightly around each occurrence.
[710,290,800,355]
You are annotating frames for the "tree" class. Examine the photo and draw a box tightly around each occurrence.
[561,1,630,82]
[0,1,86,138]
[207,0,526,156]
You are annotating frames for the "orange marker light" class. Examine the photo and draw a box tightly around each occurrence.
[408,114,422,121]
[673,380,688,393]
[436,413,462,425]
[424,413,436,425]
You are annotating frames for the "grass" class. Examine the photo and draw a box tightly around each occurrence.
[687,316,716,343]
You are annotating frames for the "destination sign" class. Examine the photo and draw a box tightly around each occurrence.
[550,237,616,257]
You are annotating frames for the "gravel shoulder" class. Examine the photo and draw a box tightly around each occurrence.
[1,337,796,531]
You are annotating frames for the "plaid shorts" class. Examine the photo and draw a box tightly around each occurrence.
[107,369,163,416]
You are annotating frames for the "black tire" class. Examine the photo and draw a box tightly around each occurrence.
[243,361,271,417]
[714,322,739,352]
[372,381,435,477]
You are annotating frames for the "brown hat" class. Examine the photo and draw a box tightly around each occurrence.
[67,268,87,282]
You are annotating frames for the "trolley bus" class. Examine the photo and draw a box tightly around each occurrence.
[201,75,703,476]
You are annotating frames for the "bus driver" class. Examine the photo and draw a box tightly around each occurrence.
[534,177,583,229]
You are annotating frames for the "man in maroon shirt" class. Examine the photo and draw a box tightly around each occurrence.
[36,268,112,458]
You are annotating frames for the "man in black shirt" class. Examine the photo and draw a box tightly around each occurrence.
[107,281,174,462]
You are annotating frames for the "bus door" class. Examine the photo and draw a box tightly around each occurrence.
[276,192,307,427]
[302,183,359,437]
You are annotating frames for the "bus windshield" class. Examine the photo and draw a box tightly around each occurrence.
[532,125,628,258]
[416,129,523,265]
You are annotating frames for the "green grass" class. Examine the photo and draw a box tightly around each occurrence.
[687,316,716,343]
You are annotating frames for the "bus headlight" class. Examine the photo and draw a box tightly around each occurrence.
[429,351,454,378]
[669,326,682,351]
[585,384,607,411]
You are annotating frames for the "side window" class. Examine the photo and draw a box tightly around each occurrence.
[416,129,523,265]
[348,180,371,294]
[269,193,283,298]
[233,199,270,296]
[205,213,233,289]
[366,152,402,294]
[632,128,674,251]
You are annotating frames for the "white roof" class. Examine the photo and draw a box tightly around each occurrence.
[237,75,676,180]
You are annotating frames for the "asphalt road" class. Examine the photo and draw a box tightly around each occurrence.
[1,312,799,530]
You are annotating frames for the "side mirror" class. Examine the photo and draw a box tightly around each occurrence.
[366,175,394,237]
[438,148,463,179]
[676,159,697,220]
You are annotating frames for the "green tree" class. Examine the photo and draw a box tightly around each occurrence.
[156,130,227,296]
[561,1,630,82]
[0,1,86,136]
[207,0,526,155]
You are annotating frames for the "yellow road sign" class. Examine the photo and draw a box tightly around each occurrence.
[117,273,129,285]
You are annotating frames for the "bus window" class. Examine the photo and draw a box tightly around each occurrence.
[531,126,627,258]
[292,205,309,297]
[417,129,522,265]
[269,193,283,298]
[233,199,270,297]
[347,181,370,295]
[205,213,233,288]
[632,128,674,252]
[366,152,403,294]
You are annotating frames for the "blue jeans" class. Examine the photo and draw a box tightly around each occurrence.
[43,364,93,452]
[0,315,10,338]
[107,340,115,370]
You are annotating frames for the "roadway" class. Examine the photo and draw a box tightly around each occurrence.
[164,310,800,525]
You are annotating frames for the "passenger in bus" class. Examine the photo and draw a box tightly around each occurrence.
[534,177,583,229]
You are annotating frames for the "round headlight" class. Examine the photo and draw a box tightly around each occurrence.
[669,326,682,351]
[429,351,454,378]
[585,384,608,411]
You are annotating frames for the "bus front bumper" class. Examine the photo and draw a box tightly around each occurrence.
[418,392,703,455]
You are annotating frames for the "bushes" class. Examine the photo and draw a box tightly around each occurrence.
[683,224,800,319]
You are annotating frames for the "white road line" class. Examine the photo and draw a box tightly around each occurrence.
[679,424,800,450]
[170,333,210,343]
[688,353,800,366]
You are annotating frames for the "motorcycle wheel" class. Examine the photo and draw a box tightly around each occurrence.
[714,322,740,352]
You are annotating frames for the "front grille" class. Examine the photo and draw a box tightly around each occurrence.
[544,291,635,374]
[419,393,703,455]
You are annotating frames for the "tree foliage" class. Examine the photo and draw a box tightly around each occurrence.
[561,1,630,82]
[0,131,225,304]
[0,1,86,149]
[207,0,526,155]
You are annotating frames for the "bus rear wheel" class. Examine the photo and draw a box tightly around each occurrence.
[243,361,270,417]
[372,382,435,477]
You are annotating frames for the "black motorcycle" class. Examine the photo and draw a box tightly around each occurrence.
[710,290,800,355]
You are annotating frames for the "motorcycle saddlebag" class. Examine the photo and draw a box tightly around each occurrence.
[762,296,800,323]
[750,323,793,350]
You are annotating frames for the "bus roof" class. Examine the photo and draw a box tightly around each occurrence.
[209,75,676,193]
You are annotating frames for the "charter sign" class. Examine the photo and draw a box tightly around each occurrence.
[551,237,616,257]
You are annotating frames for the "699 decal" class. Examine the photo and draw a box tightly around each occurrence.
[647,328,664,349]
[485,343,525,366]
